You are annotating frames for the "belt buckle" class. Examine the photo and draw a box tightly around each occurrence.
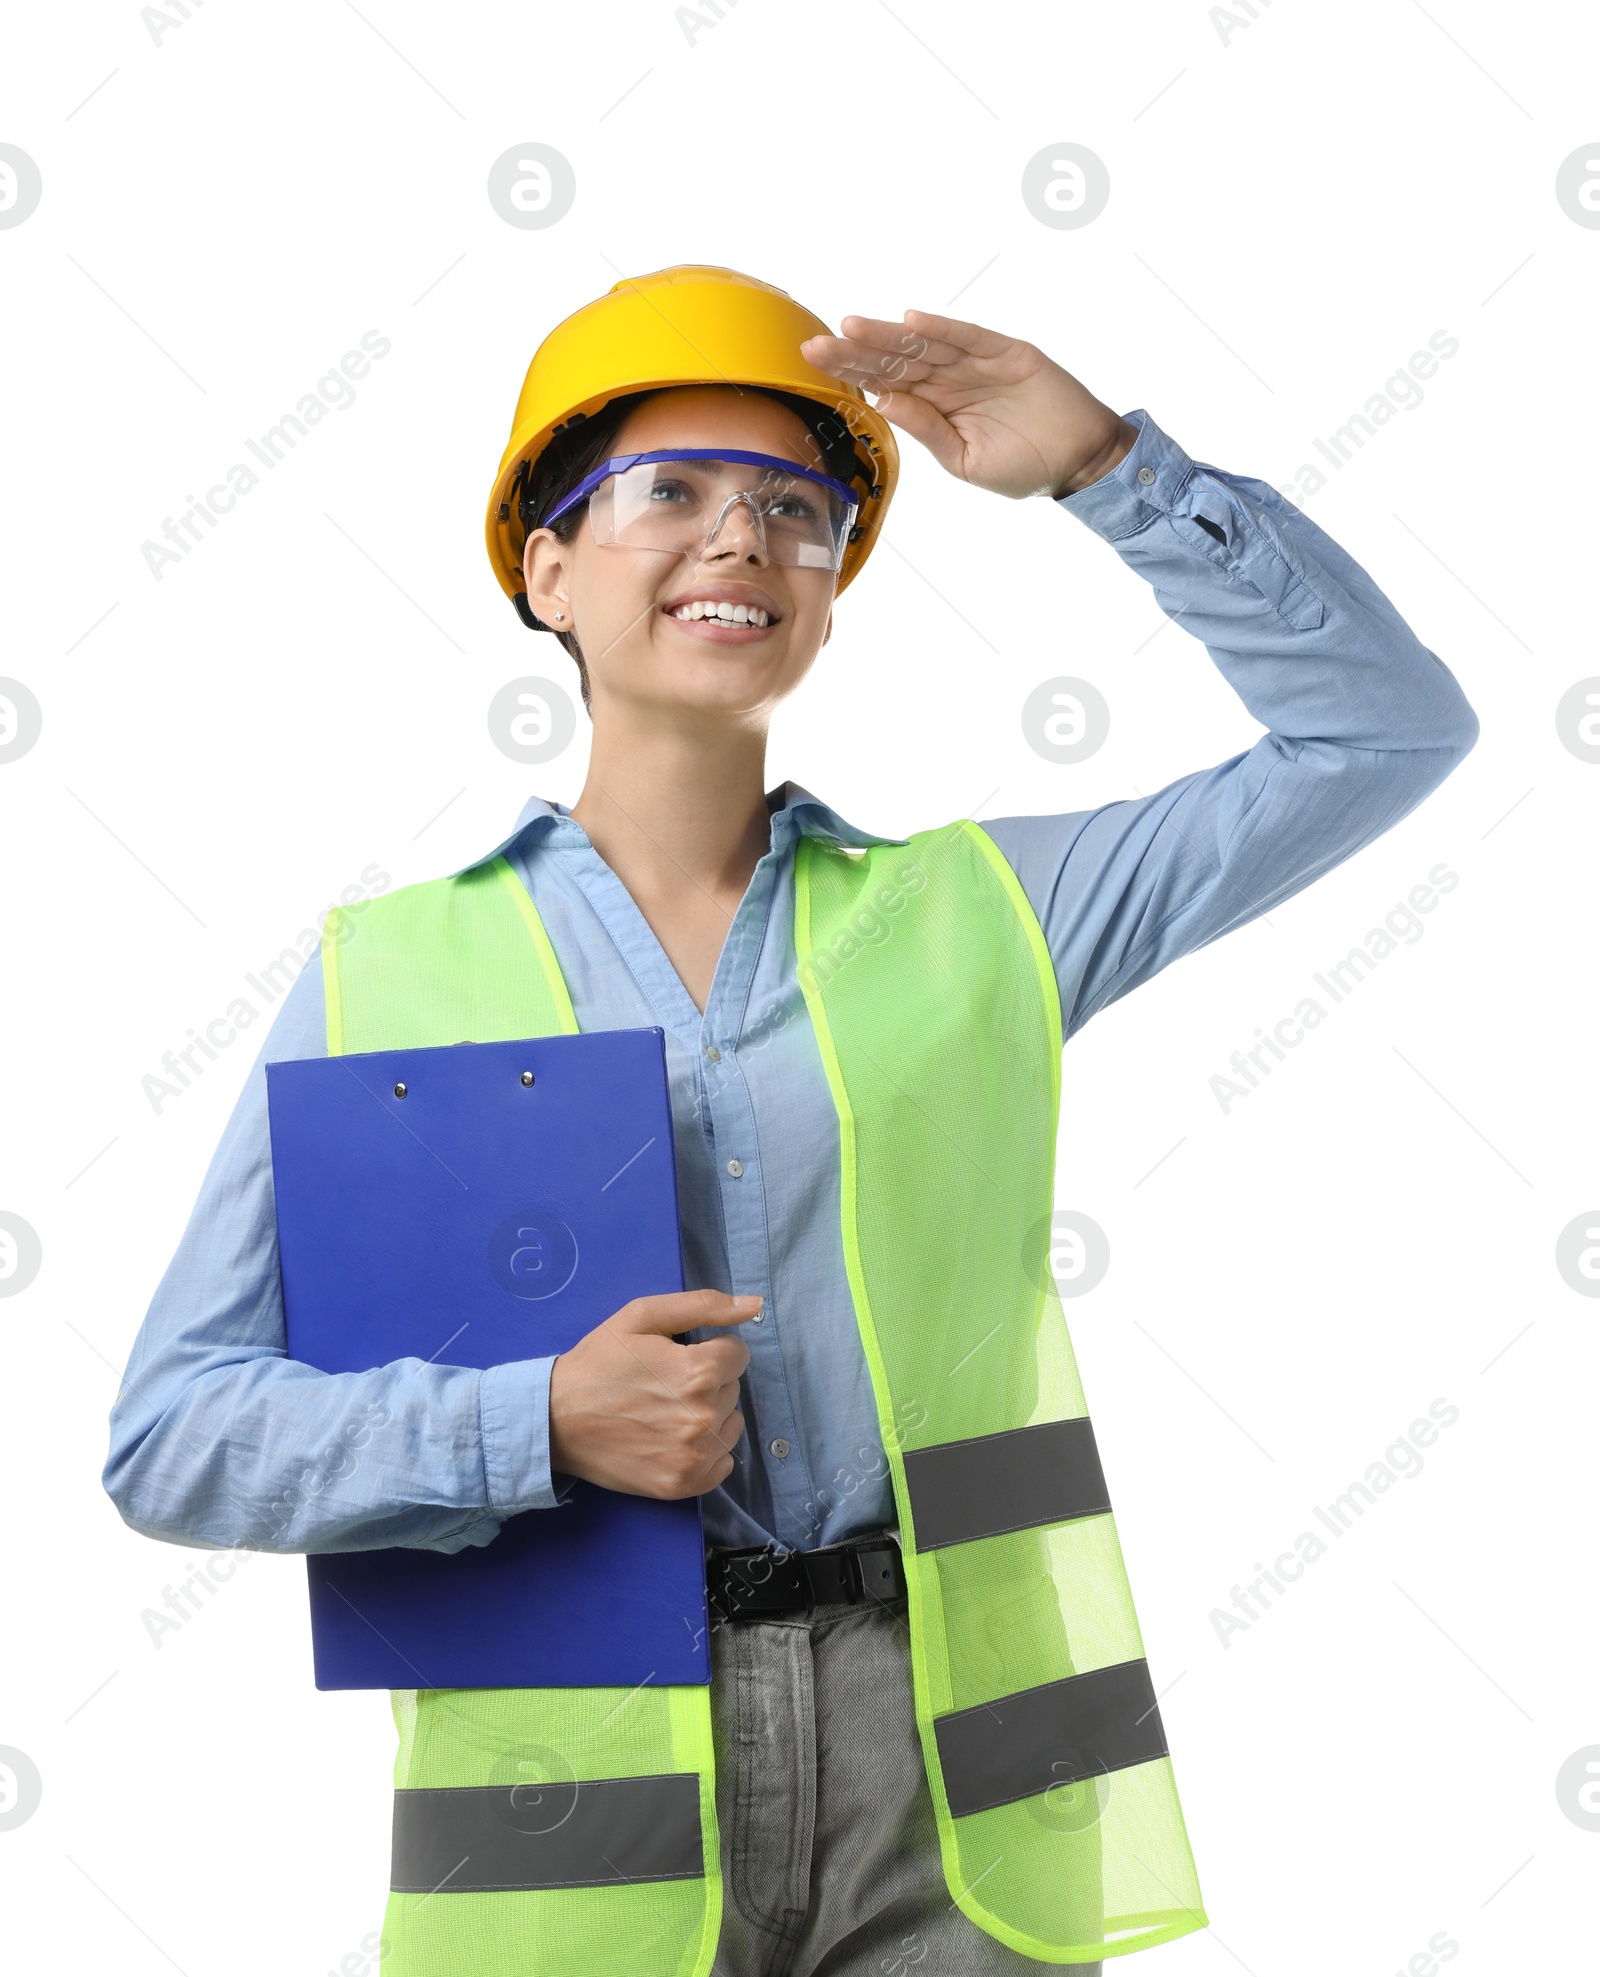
[708,1545,805,1622]
[707,1535,903,1622]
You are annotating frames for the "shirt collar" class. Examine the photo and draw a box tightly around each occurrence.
[448,779,906,879]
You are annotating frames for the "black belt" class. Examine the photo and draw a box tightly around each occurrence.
[706,1534,906,1622]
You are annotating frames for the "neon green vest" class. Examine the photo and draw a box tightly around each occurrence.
[321,820,1206,1972]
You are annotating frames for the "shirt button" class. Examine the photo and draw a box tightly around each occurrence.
[705,1045,721,1063]
[1137,465,1156,485]
[725,1158,744,1178]
[769,1438,790,1459]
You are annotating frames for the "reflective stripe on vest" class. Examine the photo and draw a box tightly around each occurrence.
[391,1773,705,1892]
[902,1419,1111,1551]
[323,822,1207,1970]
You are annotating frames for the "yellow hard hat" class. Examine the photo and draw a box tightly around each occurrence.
[485,264,899,620]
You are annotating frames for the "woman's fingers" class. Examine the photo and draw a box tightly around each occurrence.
[870,389,969,477]
[836,314,978,368]
[801,334,941,388]
[899,308,1016,359]
[804,310,1079,491]
[803,321,999,385]
[835,310,1018,366]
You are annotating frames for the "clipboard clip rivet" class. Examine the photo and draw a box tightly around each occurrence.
[392,1082,408,1099]
[520,1071,536,1087]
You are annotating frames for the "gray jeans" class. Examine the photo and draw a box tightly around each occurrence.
[707,1593,1102,1977]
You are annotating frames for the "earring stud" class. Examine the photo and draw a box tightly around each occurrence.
[554,611,564,621]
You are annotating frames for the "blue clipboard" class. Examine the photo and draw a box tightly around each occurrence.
[265,1027,710,1691]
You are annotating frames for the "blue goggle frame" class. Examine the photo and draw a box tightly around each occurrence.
[542,449,862,530]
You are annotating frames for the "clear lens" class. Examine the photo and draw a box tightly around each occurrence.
[589,458,850,571]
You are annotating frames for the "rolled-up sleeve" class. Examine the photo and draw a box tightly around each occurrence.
[982,407,1479,1038]
[103,957,572,1556]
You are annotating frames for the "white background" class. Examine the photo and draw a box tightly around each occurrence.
[2,2,1597,1971]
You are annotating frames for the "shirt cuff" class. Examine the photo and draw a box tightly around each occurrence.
[1054,407,1195,541]
[479,1356,576,1513]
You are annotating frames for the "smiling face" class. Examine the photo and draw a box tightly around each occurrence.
[521,385,838,727]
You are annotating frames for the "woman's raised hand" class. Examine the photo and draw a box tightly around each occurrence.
[800,310,1137,501]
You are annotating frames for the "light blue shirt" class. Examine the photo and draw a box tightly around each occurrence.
[103,408,1478,1560]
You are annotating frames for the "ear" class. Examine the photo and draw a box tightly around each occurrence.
[522,528,574,630]
[822,606,834,648]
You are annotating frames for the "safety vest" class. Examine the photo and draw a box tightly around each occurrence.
[320,819,1206,1973]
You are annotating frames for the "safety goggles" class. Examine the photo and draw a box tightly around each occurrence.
[543,450,860,573]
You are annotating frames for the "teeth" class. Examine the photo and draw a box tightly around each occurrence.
[672,601,770,627]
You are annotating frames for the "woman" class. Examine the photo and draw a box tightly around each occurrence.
[105,265,1477,1976]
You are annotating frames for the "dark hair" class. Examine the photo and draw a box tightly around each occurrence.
[511,386,872,712]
